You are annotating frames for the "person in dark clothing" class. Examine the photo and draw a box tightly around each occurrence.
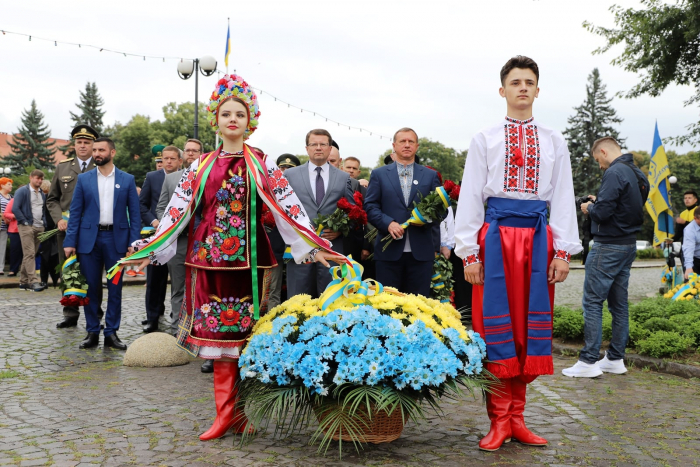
[563,137,648,378]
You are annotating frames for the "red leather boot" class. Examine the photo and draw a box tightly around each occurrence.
[510,378,547,446]
[199,360,254,441]
[479,378,513,451]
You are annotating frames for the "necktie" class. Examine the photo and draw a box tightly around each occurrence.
[315,166,325,206]
[81,161,87,173]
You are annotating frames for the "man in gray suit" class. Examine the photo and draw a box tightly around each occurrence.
[284,129,355,298]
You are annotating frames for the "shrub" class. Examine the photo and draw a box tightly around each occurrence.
[635,331,693,358]
[636,248,665,259]
[665,300,700,317]
[628,320,650,346]
[553,307,584,341]
[679,321,700,347]
[602,311,613,341]
[669,312,700,327]
[629,297,668,323]
[642,317,680,333]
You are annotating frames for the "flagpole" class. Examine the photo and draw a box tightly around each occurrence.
[226,17,230,75]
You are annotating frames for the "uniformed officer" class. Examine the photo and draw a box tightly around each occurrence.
[48,124,104,328]
[153,145,164,171]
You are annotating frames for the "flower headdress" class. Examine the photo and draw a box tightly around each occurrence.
[207,74,260,140]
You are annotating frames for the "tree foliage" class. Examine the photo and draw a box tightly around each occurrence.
[59,82,107,158]
[150,102,217,152]
[3,100,56,172]
[584,0,700,144]
[374,138,466,183]
[564,68,625,197]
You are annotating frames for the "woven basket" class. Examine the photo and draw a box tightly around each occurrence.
[315,403,406,444]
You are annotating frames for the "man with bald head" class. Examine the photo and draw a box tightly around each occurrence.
[563,137,648,378]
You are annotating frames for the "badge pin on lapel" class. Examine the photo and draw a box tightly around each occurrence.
[115,184,120,189]
[413,180,418,185]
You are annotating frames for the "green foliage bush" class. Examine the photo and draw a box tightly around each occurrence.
[669,312,700,327]
[635,331,693,358]
[628,320,650,346]
[635,248,665,259]
[629,297,668,323]
[665,300,700,317]
[642,317,679,333]
[679,321,700,347]
[553,307,584,341]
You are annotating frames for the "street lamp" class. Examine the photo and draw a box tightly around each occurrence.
[177,55,217,140]
[1,167,11,175]
[669,176,678,185]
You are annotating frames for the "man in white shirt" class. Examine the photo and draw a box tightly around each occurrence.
[64,138,141,351]
[283,129,354,297]
[454,56,582,452]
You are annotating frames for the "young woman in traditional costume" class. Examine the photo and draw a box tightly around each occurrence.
[128,74,343,441]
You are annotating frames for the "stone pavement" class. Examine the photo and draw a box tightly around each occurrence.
[2,271,699,467]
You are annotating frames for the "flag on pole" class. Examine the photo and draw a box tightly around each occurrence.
[224,19,231,73]
[645,122,675,245]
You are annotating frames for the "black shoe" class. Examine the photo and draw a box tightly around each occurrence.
[19,283,29,291]
[28,283,45,292]
[79,332,99,349]
[142,322,159,333]
[200,359,214,373]
[39,282,48,289]
[141,319,150,325]
[104,333,127,350]
[56,317,79,329]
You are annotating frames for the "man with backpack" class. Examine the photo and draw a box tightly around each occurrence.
[563,137,649,378]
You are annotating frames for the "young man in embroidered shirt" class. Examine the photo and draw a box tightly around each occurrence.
[454,56,582,451]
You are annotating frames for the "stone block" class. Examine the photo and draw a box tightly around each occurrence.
[123,333,193,368]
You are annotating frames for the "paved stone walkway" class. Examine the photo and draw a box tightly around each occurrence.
[2,271,699,467]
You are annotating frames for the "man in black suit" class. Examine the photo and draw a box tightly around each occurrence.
[140,145,181,332]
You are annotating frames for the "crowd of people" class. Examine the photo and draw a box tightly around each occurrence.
[0,54,667,451]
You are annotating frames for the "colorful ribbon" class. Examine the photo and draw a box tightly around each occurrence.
[62,255,87,297]
[318,257,384,311]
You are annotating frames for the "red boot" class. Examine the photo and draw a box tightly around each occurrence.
[199,360,254,441]
[510,378,547,446]
[479,378,512,451]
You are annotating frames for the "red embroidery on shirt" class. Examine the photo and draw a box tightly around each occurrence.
[503,117,540,195]
[554,250,571,263]
[464,254,481,266]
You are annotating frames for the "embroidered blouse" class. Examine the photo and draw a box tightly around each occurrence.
[454,116,582,265]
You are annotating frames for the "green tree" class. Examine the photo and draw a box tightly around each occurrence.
[3,100,56,172]
[564,68,625,197]
[111,115,155,186]
[584,0,700,145]
[373,139,466,182]
[59,82,107,158]
[150,102,217,152]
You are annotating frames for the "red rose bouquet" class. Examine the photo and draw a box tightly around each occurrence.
[59,255,90,307]
[261,204,276,231]
[313,192,368,237]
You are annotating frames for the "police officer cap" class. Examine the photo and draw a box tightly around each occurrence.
[331,140,339,150]
[152,144,165,161]
[71,124,99,141]
[277,154,301,168]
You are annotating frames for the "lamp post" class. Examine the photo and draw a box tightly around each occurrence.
[177,56,217,140]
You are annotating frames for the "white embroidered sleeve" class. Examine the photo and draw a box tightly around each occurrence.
[549,139,584,257]
[440,207,456,249]
[454,134,488,264]
[131,160,197,266]
[264,157,328,264]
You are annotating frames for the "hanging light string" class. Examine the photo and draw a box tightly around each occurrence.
[1,28,392,140]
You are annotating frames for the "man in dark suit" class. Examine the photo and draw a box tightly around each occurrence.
[140,145,181,333]
[64,137,141,350]
[48,125,104,327]
[329,142,365,263]
[364,128,441,296]
[284,129,355,298]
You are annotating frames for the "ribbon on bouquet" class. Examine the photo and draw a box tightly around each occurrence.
[62,255,87,297]
[318,257,384,311]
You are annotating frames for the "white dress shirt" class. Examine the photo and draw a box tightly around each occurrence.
[308,162,330,200]
[454,117,583,262]
[97,166,115,225]
[77,157,93,172]
[441,206,456,249]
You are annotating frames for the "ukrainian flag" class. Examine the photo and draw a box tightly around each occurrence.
[646,123,674,245]
[224,22,231,71]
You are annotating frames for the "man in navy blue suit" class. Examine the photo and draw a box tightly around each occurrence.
[364,128,441,296]
[64,137,141,350]
[139,145,181,333]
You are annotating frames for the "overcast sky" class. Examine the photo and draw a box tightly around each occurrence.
[2,0,698,169]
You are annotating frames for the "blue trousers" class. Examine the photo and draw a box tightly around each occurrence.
[376,252,433,297]
[580,242,637,363]
[79,230,124,336]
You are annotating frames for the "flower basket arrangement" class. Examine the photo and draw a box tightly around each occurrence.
[237,271,494,456]
[59,255,89,307]
[366,184,459,252]
[313,192,367,237]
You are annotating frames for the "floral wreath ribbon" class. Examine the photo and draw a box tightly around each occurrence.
[400,186,452,230]
[62,255,87,298]
[318,257,384,311]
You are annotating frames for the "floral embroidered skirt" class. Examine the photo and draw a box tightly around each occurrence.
[176,266,269,359]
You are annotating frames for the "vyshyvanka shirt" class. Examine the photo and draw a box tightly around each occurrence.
[454,116,583,265]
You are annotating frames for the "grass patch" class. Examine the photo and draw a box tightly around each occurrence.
[0,370,20,379]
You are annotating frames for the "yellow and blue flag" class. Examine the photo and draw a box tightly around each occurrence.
[646,123,674,245]
[224,21,231,71]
